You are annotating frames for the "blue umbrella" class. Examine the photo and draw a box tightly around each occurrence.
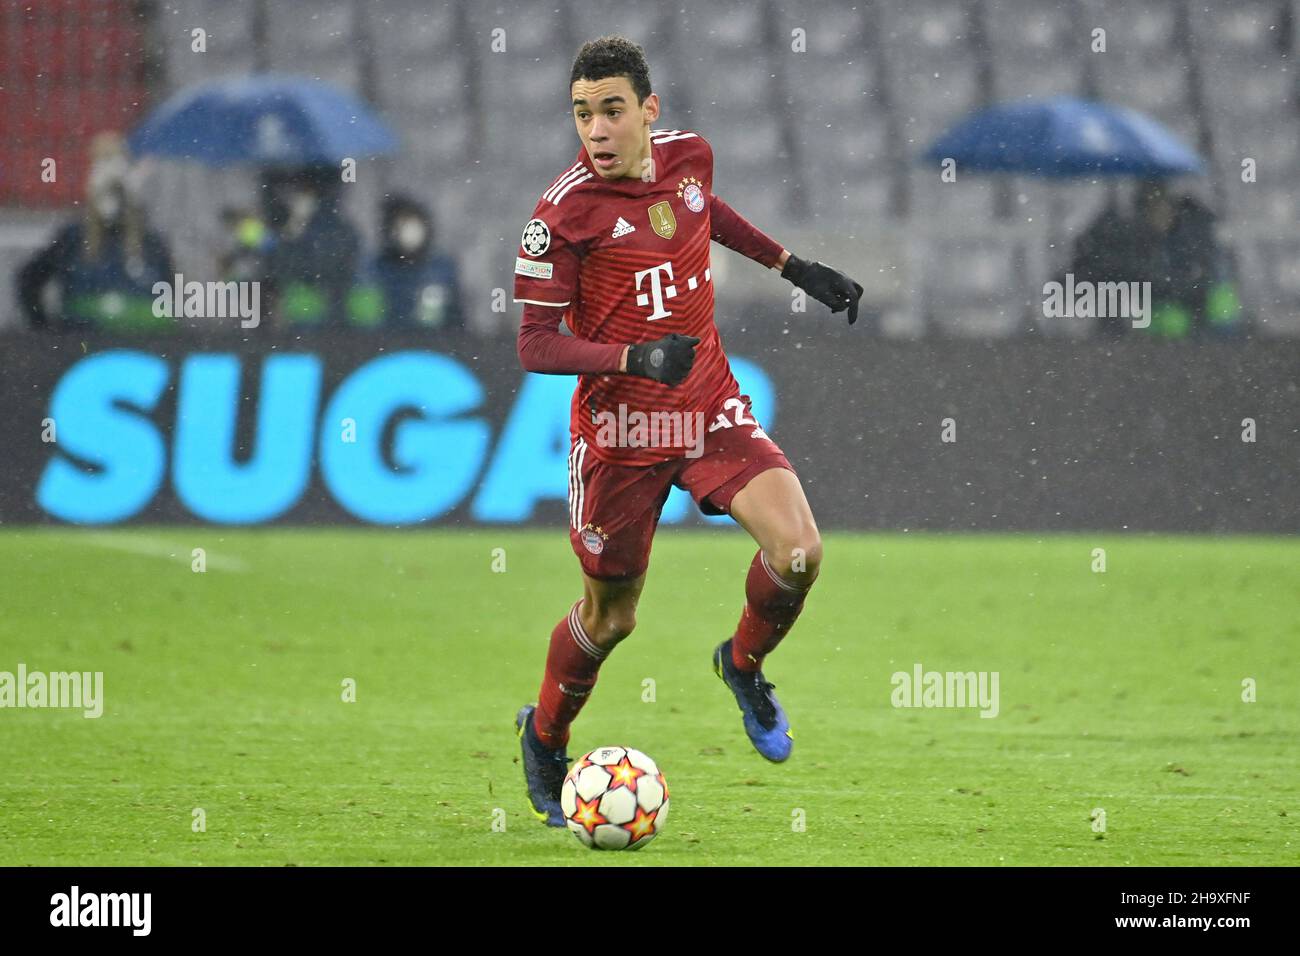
[128,74,398,167]
[922,96,1204,177]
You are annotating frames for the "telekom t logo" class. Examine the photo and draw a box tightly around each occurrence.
[634,261,677,320]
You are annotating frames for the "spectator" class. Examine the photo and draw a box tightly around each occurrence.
[17,132,176,332]
[1165,192,1243,337]
[1068,179,1242,338]
[348,194,464,329]
[1066,195,1133,299]
[216,205,271,283]
[260,164,360,327]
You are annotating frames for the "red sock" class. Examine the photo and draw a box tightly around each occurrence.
[534,599,607,750]
[731,549,813,672]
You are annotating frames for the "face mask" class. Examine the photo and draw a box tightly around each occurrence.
[94,190,122,223]
[393,218,426,253]
[288,190,318,222]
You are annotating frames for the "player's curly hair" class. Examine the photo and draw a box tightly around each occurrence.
[570,35,652,104]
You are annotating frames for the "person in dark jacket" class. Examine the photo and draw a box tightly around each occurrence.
[348,193,464,329]
[1066,179,1242,338]
[18,132,176,332]
[260,164,361,327]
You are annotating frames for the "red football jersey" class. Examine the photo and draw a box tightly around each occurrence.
[514,128,751,467]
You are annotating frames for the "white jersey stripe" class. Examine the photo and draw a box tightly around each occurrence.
[651,132,699,144]
[514,297,571,307]
[574,437,587,530]
[543,162,584,201]
[568,440,578,529]
[551,171,593,205]
[543,162,582,201]
[545,166,588,203]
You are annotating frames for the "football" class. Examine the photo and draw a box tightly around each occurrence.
[560,746,669,850]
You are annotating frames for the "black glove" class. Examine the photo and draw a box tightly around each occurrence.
[625,333,701,386]
[781,254,864,325]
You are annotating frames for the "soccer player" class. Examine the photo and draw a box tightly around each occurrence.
[513,36,863,827]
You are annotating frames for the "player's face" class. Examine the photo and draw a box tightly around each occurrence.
[571,75,659,180]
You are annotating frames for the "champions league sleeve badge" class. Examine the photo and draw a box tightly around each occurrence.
[521,218,552,256]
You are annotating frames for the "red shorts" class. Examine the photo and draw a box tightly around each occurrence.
[566,393,795,580]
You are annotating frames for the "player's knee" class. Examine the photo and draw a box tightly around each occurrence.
[584,603,637,648]
[769,530,822,583]
[608,608,637,641]
[804,533,823,573]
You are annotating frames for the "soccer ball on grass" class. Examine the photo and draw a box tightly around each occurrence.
[560,746,669,850]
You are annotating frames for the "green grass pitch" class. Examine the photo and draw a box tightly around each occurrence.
[0,528,1295,866]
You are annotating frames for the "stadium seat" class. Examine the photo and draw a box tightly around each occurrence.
[992,54,1086,102]
[804,174,892,228]
[879,1,973,53]
[565,1,659,51]
[710,113,786,177]
[1190,2,1289,55]
[284,57,361,93]
[1237,237,1300,335]
[1096,54,1195,126]
[1200,60,1294,117]
[890,56,984,150]
[266,1,352,57]
[922,234,1030,337]
[1226,182,1300,234]
[369,1,460,59]
[374,56,469,116]
[983,0,1080,57]
[161,0,255,48]
[1090,0,1184,53]
[1211,123,1299,190]
[688,0,769,52]
[780,55,878,112]
[771,0,866,57]
[465,0,573,57]
[911,171,998,224]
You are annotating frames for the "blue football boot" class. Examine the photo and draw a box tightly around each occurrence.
[515,704,570,827]
[712,639,794,762]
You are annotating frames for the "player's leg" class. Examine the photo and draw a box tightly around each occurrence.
[725,465,823,671]
[532,569,646,750]
[518,445,672,824]
[578,567,646,651]
[518,568,649,826]
[676,396,818,762]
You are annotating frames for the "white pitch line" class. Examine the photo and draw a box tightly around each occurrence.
[79,534,251,573]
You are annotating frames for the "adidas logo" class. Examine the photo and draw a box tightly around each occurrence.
[612,217,636,238]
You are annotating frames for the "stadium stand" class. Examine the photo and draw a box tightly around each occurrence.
[0,0,1295,336]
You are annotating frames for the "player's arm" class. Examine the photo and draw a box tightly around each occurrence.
[709,193,864,325]
[516,302,628,375]
[514,213,626,375]
[517,305,698,385]
[513,215,698,384]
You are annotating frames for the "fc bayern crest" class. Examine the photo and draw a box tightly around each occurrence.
[580,523,608,555]
[677,176,705,213]
[521,218,551,257]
